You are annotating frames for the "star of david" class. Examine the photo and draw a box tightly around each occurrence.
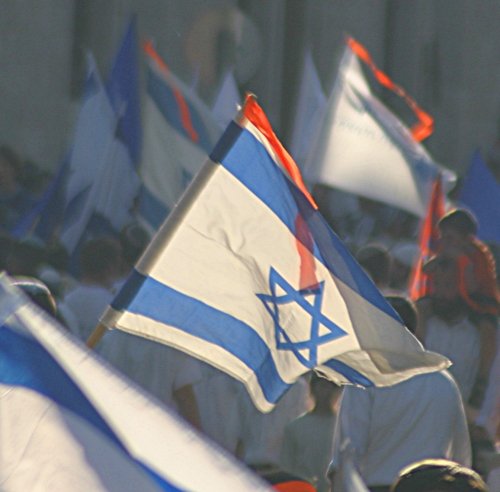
[257,268,347,368]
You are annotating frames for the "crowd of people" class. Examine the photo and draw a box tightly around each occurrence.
[2,140,500,492]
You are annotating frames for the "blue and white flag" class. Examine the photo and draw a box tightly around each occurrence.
[106,16,142,168]
[13,21,141,246]
[290,50,327,168]
[305,45,455,217]
[60,54,139,254]
[101,95,448,412]
[138,43,222,233]
[460,151,500,244]
[0,274,270,492]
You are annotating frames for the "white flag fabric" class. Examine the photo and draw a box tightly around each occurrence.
[290,51,327,168]
[101,96,448,413]
[60,55,139,253]
[137,44,222,233]
[0,274,271,492]
[212,69,241,131]
[304,46,455,217]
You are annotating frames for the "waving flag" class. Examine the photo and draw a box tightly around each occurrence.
[12,21,141,246]
[106,16,142,168]
[59,55,139,254]
[409,175,445,300]
[460,151,500,243]
[305,39,454,217]
[0,274,270,492]
[138,43,222,232]
[98,95,448,412]
[290,50,327,168]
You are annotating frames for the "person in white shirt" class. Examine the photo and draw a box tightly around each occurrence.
[280,373,341,492]
[329,296,471,491]
[98,330,203,429]
[63,237,121,342]
[228,377,310,466]
[193,362,242,451]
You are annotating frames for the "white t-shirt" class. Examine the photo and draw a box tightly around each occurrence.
[280,412,337,492]
[63,284,114,342]
[193,363,242,451]
[98,330,202,411]
[425,315,480,402]
[331,371,471,487]
[228,378,309,465]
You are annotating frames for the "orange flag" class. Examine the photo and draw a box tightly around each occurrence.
[409,174,445,300]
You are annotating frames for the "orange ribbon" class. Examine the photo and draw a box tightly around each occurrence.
[242,94,317,209]
[347,37,434,142]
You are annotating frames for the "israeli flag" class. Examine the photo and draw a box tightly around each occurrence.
[0,274,270,492]
[101,96,448,412]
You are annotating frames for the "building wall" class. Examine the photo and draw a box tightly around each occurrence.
[2,1,500,177]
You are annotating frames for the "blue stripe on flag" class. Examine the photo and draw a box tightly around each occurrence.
[138,184,171,230]
[322,359,374,387]
[0,324,183,492]
[148,69,214,153]
[212,126,398,322]
[114,273,291,405]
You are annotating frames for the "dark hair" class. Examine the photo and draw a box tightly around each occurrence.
[390,459,488,492]
[356,243,390,286]
[0,144,24,182]
[385,295,418,334]
[438,209,478,236]
[80,237,121,277]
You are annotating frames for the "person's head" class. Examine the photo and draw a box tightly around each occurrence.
[11,276,57,317]
[0,145,23,191]
[356,243,390,288]
[80,237,121,287]
[7,238,46,277]
[309,372,341,411]
[385,295,417,334]
[438,209,478,251]
[390,459,488,492]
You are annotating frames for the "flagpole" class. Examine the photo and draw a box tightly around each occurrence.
[86,323,107,349]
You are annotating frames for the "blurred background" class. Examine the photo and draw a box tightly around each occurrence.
[2,0,500,177]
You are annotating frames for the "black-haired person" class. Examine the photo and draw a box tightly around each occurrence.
[62,237,121,342]
[418,209,500,411]
[389,459,488,492]
[280,373,341,492]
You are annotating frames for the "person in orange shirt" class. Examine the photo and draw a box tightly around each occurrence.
[418,209,499,411]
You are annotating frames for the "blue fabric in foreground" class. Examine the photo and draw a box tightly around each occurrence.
[0,324,182,492]
[120,274,292,405]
